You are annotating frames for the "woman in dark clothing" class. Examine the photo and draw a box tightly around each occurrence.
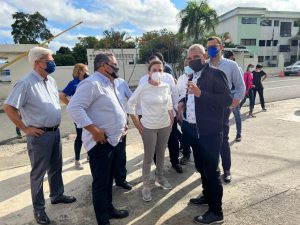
[252,64,268,111]
[59,63,88,170]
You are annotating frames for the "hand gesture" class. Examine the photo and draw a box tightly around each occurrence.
[187,81,201,97]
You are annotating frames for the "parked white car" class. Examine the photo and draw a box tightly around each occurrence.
[284,61,300,76]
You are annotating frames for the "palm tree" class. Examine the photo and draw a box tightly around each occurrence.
[178,0,218,43]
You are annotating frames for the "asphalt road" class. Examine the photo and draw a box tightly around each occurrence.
[1,75,300,144]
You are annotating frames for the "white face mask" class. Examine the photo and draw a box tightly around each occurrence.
[151,72,161,82]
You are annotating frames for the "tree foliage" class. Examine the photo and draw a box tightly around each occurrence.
[178,0,218,44]
[138,29,185,65]
[11,12,53,44]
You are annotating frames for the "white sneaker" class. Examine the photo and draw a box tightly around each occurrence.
[142,187,152,202]
[155,178,172,190]
[75,160,83,170]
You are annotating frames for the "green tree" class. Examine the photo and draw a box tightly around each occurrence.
[178,0,218,43]
[138,29,184,66]
[102,29,136,49]
[72,36,101,64]
[56,46,72,55]
[53,54,76,66]
[53,46,76,66]
[11,12,53,44]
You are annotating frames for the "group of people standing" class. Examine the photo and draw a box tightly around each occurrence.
[3,34,269,225]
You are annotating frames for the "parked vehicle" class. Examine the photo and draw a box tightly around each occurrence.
[284,61,300,76]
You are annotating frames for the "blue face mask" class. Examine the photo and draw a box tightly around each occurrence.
[184,66,194,75]
[45,61,56,74]
[207,46,219,58]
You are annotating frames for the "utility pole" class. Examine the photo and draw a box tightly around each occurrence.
[0,22,83,71]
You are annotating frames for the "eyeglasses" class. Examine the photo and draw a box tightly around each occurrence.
[105,63,118,70]
[38,60,54,63]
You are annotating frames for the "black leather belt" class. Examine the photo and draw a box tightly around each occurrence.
[38,125,59,132]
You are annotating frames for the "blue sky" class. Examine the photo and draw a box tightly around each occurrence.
[0,0,299,51]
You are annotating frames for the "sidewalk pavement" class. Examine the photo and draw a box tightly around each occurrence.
[0,98,300,225]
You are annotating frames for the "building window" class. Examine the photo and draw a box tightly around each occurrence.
[280,22,292,37]
[294,21,299,27]
[258,56,264,62]
[279,45,290,52]
[241,17,257,24]
[273,40,278,46]
[259,40,266,46]
[272,56,277,60]
[291,40,298,46]
[241,39,256,46]
[266,40,272,46]
[274,20,279,26]
[265,56,270,60]
[260,19,272,26]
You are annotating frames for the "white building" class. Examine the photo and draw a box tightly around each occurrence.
[217,7,300,67]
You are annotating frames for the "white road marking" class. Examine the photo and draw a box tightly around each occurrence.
[265,85,299,90]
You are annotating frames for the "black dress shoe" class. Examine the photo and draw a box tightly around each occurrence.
[116,181,132,190]
[223,170,231,183]
[34,210,51,224]
[189,196,208,205]
[172,164,183,173]
[109,208,129,219]
[51,195,76,204]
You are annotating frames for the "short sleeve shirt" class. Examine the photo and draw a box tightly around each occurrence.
[252,70,266,88]
[62,78,81,96]
[4,71,61,127]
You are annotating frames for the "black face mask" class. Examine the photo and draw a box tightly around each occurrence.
[105,63,119,78]
[189,59,205,73]
[83,73,89,79]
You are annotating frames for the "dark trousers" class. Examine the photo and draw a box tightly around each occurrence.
[74,123,83,161]
[253,87,265,109]
[16,127,21,136]
[154,118,180,166]
[182,121,223,215]
[114,135,127,185]
[27,129,64,212]
[88,142,120,225]
[220,108,231,172]
[181,120,191,157]
[240,89,255,113]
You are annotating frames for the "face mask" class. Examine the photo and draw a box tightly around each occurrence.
[207,46,219,58]
[83,73,89,79]
[189,59,205,73]
[45,61,56,74]
[151,72,161,82]
[184,66,194,75]
[105,63,119,78]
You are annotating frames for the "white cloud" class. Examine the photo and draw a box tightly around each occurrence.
[1,0,300,50]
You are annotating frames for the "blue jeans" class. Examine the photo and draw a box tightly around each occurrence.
[240,89,255,113]
[232,106,241,136]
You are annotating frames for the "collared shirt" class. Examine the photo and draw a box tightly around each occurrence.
[62,78,81,96]
[208,57,245,100]
[114,78,132,111]
[177,73,189,99]
[67,72,127,151]
[4,70,61,127]
[137,72,179,116]
[186,71,201,124]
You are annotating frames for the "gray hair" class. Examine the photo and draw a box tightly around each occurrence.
[94,51,115,71]
[188,44,205,54]
[28,46,53,66]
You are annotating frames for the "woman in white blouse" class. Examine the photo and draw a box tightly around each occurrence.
[127,60,173,202]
